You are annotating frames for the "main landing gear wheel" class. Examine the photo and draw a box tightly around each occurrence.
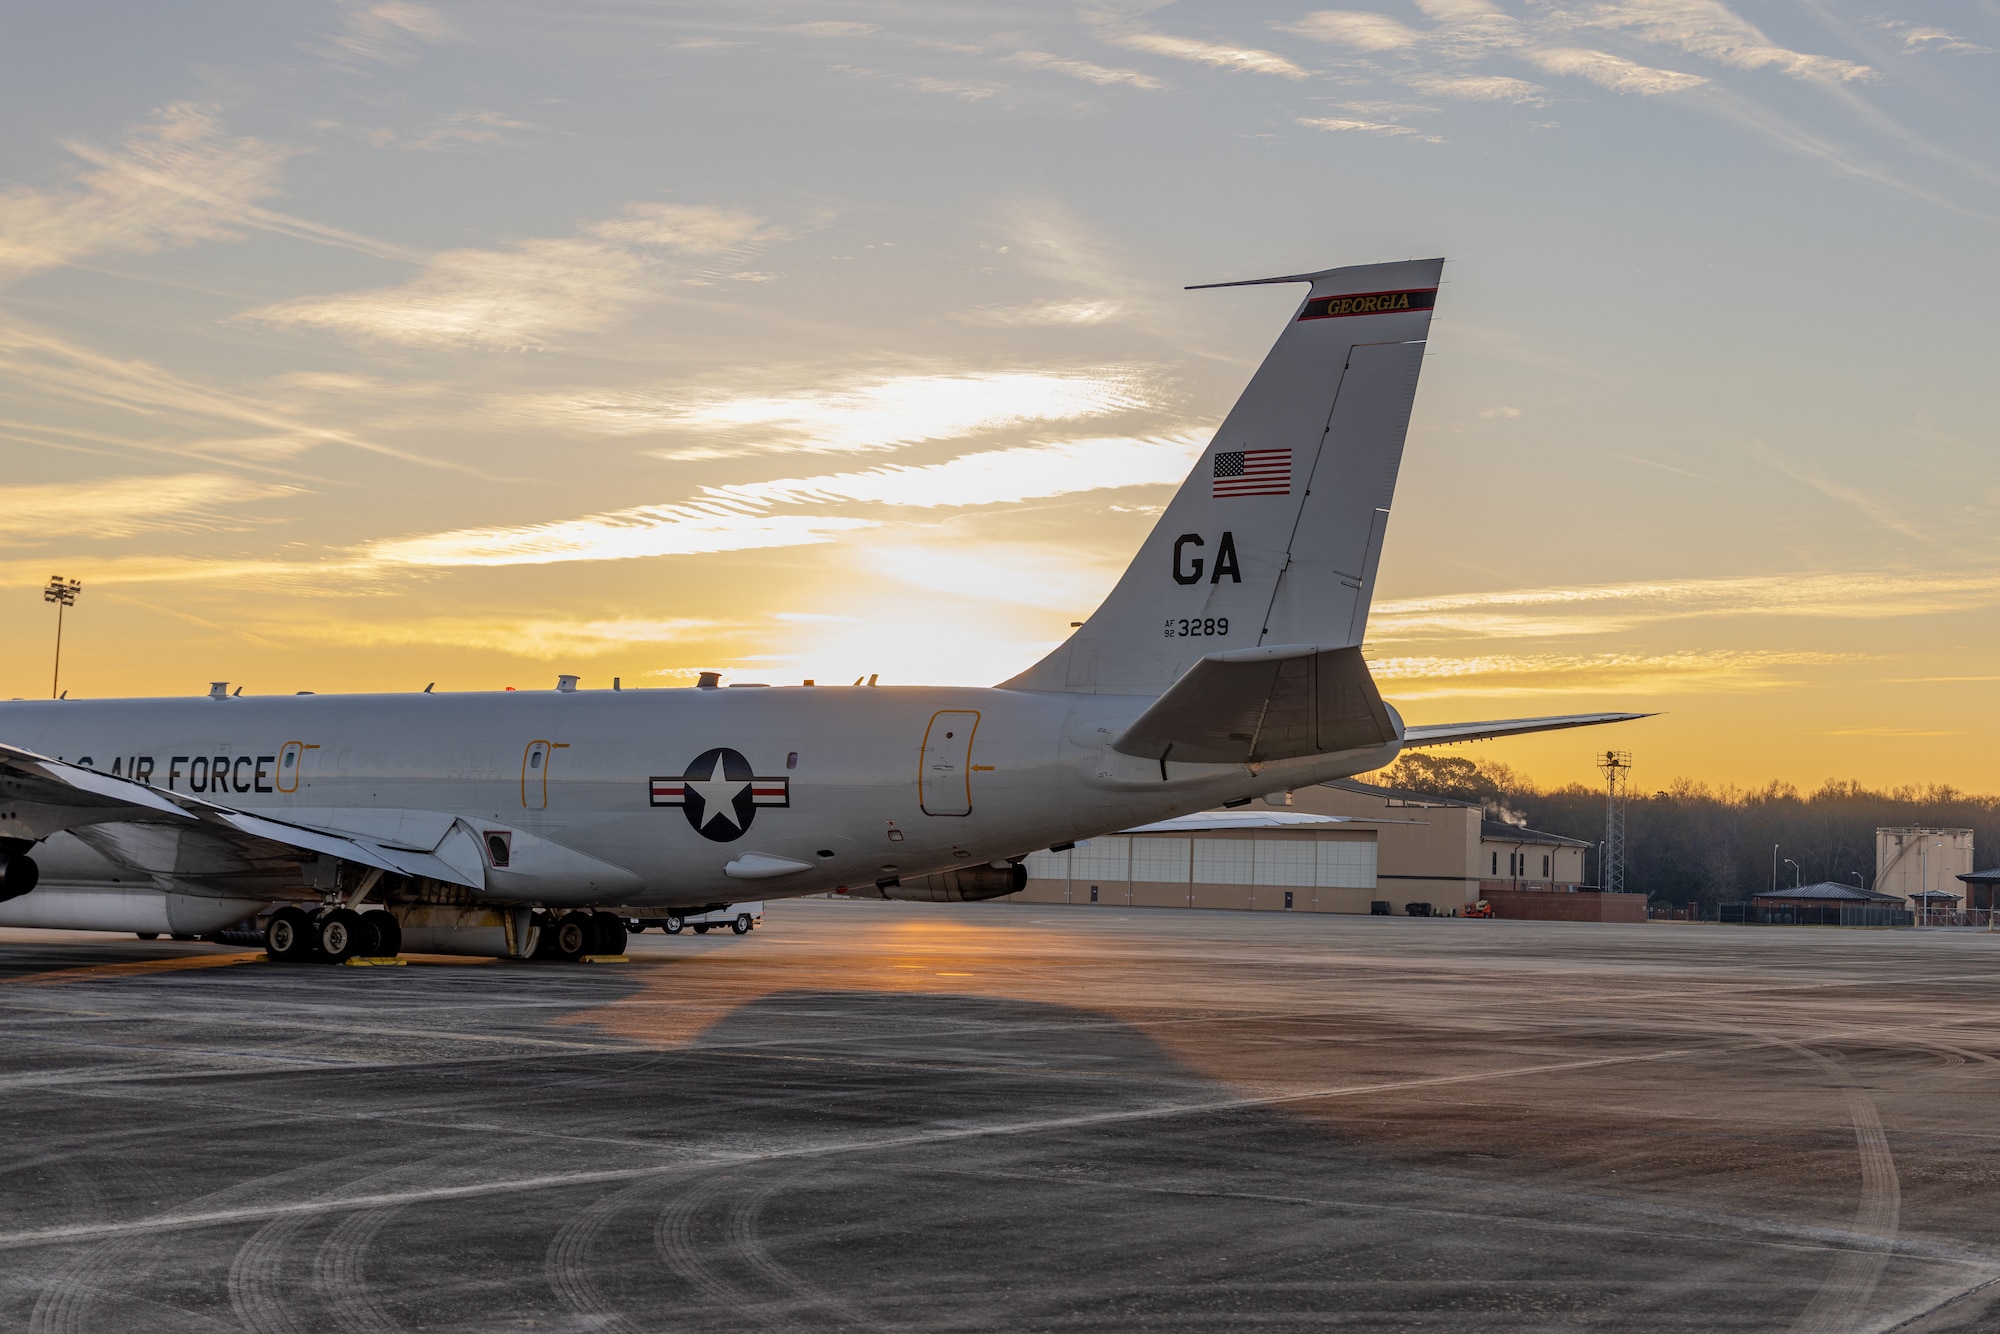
[545,913,589,962]
[732,914,752,935]
[265,907,316,962]
[662,914,685,935]
[363,910,401,957]
[318,908,365,962]
[589,911,627,956]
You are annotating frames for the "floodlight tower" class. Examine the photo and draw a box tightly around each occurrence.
[1597,750,1632,894]
[43,575,81,699]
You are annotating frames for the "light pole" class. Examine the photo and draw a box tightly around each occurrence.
[1784,858,1800,889]
[1771,844,1779,895]
[42,576,81,700]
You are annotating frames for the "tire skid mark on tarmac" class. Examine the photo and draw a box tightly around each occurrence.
[1773,1040,1903,1334]
[0,1030,1980,1256]
[656,1171,761,1316]
[312,1205,404,1334]
[544,1176,662,1334]
[721,1164,877,1329]
[227,1212,316,1334]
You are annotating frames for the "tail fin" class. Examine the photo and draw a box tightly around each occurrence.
[1004,258,1442,696]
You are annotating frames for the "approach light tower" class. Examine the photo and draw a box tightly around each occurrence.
[43,575,81,699]
[1597,750,1632,895]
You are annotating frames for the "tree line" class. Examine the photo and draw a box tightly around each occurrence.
[1366,753,1999,908]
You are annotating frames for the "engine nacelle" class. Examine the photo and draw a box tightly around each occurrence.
[0,853,39,905]
[860,862,1026,903]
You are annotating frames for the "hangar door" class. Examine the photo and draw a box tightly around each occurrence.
[919,711,980,816]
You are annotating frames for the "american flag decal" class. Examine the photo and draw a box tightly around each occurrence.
[1212,448,1291,498]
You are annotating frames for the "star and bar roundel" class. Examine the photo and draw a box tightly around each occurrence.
[650,748,789,842]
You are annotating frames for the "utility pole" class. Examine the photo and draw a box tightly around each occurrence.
[1597,751,1631,896]
[43,576,81,700]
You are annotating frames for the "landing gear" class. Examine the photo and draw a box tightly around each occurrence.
[363,910,401,957]
[541,912,590,962]
[589,911,628,956]
[318,908,366,962]
[265,906,317,962]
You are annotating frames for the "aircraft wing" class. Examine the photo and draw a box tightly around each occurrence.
[1399,713,1653,747]
[0,743,483,897]
[1113,644,1398,765]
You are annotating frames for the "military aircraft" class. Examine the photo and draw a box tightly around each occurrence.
[0,258,1640,962]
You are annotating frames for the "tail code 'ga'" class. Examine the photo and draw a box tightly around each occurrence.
[1005,257,1442,696]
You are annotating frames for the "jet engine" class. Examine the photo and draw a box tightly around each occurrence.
[0,851,38,905]
[861,862,1025,903]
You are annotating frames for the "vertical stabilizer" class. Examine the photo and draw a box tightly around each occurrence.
[1004,258,1441,696]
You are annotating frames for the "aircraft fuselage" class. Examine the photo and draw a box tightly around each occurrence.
[2,687,1400,909]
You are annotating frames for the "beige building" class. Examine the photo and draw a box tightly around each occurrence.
[1012,780,1591,915]
[1875,827,1973,907]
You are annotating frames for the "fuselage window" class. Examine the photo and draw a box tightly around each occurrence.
[530,752,542,768]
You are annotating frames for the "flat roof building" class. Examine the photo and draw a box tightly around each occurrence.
[1012,780,1629,919]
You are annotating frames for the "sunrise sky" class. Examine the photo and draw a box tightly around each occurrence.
[2,1,1997,793]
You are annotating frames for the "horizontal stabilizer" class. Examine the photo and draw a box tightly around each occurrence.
[1400,713,1653,748]
[1113,644,1397,765]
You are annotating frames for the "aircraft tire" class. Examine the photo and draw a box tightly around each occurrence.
[318,909,365,962]
[589,912,627,956]
[265,908,313,962]
[662,915,684,935]
[546,913,589,962]
[364,911,401,957]
[732,914,752,935]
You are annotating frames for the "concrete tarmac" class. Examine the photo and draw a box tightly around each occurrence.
[2,902,1999,1331]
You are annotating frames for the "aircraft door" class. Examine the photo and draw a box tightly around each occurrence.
[919,711,979,816]
[521,740,567,809]
[275,741,317,794]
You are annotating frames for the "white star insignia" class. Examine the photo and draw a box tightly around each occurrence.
[685,752,750,831]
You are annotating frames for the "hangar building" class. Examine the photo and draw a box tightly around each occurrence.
[1013,779,1611,917]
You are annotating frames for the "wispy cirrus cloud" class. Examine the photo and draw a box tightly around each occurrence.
[245,204,781,348]
[0,321,473,472]
[1297,116,1445,142]
[1374,648,1856,698]
[701,434,1206,510]
[1103,31,1309,79]
[1370,570,2000,642]
[287,613,725,657]
[0,473,298,543]
[1005,50,1165,89]
[529,369,1149,455]
[0,104,292,285]
[1288,1,1868,87]
[1399,72,1548,101]
[360,504,872,569]
[1577,1,1872,81]
[1876,21,1992,56]
[316,1,455,69]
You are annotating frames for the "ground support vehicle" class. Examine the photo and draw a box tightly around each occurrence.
[628,902,763,936]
